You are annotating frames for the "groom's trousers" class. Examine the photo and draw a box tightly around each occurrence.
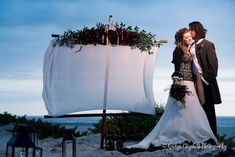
[202,83,217,136]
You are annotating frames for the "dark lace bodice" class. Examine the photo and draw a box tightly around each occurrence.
[180,55,193,81]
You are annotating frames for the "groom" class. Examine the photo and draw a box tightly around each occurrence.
[189,21,222,136]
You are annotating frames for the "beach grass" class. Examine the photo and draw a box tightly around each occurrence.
[217,134,235,147]
[1,111,235,146]
[0,112,89,139]
[1,111,235,157]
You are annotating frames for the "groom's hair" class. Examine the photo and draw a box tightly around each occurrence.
[189,21,207,39]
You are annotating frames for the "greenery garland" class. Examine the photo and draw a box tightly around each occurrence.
[52,22,157,54]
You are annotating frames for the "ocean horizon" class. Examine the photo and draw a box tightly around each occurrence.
[24,116,235,137]
[216,116,235,137]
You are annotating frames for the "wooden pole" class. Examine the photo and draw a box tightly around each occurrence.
[44,112,155,118]
[100,47,111,149]
[159,40,168,43]
[51,34,59,37]
[100,109,106,149]
[154,40,168,47]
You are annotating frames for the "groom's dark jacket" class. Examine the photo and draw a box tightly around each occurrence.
[195,39,222,104]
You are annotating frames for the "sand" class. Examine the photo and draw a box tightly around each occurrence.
[1,124,234,157]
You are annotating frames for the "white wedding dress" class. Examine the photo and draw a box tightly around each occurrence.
[126,80,217,149]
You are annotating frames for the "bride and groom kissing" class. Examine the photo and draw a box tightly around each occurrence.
[122,21,222,154]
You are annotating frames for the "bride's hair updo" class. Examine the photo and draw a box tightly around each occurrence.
[175,28,190,56]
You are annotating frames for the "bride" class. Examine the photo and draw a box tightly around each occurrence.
[124,28,217,151]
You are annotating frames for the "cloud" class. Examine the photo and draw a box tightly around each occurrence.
[0,0,235,116]
[0,79,42,92]
[0,71,42,80]
[0,0,58,27]
[0,100,46,116]
[0,79,45,115]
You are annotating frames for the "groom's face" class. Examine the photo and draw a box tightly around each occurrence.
[190,30,196,40]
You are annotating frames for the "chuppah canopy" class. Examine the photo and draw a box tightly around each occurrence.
[42,42,158,116]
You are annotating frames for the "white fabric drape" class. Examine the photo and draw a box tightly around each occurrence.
[43,42,158,115]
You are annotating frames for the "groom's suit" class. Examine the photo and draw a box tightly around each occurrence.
[195,39,222,136]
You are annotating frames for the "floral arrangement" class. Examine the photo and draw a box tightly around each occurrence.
[52,22,157,54]
[169,76,191,107]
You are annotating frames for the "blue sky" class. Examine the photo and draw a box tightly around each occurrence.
[0,0,235,116]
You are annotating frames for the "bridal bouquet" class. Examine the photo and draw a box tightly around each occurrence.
[169,76,191,107]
